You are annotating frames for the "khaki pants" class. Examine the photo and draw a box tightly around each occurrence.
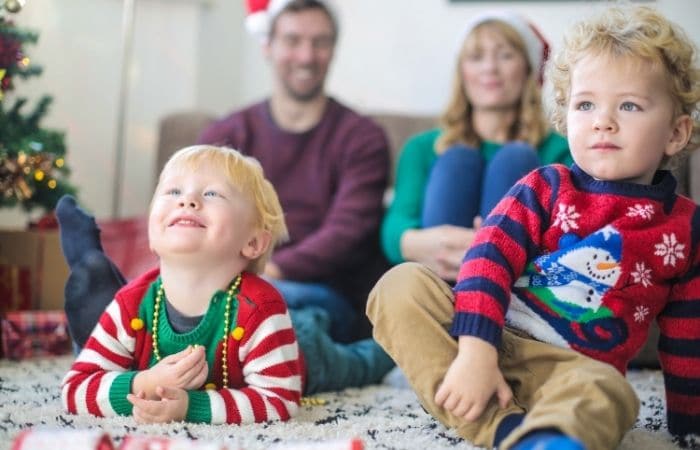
[367,263,639,450]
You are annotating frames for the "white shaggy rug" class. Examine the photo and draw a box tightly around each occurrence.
[0,356,697,450]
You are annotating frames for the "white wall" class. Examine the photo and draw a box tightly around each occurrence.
[197,0,700,115]
[1,0,698,227]
[1,0,200,226]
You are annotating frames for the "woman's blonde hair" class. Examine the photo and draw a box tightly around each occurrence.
[436,20,549,153]
[546,6,700,160]
[158,145,288,273]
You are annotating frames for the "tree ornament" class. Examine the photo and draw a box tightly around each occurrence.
[4,0,25,14]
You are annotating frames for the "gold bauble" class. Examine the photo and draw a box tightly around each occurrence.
[4,0,25,13]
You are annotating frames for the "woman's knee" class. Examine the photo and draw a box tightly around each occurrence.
[480,143,542,216]
[435,145,483,174]
[489,143,540,171]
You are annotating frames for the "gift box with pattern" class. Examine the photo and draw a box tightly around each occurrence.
[1,310,72,360]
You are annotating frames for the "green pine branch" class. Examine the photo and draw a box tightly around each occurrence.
[0,96,77,212]
[0,16,77,213]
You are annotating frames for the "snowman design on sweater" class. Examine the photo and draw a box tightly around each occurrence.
[450,165,700,436]
[508,225,629,351]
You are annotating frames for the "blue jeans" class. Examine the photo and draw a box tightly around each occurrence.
[290,307,394,394]
[270,279,359,343]
[422,143,541,227]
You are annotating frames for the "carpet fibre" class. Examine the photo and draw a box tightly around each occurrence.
[0,356,697,450]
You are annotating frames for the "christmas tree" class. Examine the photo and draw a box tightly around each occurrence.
[0,1,75,214]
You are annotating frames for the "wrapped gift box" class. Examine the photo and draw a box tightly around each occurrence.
[0,263,32,314]
[0,229,69,311]
[1,310,72,360]
[99,216,158,280]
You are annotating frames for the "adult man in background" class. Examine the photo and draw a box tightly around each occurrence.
[199,0,390,342]
[57,0,390,347]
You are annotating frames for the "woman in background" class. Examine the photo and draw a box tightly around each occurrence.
[381,10,571,280]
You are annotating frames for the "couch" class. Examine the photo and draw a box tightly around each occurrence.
[154,109,700,368]
[157,110,700,200]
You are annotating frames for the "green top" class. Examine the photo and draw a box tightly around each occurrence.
[380,128,572,264]
[108,278,239,423]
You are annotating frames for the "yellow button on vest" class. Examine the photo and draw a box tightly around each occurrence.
[231,326,245,341]
[130,318,144,331]
[205,383,217,390]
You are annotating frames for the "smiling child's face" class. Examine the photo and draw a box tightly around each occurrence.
[148,161,256,263]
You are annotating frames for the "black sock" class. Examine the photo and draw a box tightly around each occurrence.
[55,195,103,268]
[65,249,127,349]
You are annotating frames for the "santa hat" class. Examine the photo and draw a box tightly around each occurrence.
[245,0,337,42]
[461,10,550,83]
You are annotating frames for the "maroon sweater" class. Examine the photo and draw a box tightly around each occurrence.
[198,98,390,309]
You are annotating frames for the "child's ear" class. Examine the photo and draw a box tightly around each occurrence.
[241,229,272,260]
[665,114,693,157]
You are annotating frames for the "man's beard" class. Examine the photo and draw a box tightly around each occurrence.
[283,81,325,103]
[281,65,326,103]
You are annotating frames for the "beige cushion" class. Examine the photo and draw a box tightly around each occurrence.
[155,111,216,183]
[369,113,436,184]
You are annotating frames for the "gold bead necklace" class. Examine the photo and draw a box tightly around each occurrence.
[151,274,242,389]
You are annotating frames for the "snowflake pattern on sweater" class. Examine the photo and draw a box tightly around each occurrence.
[450,164,700,436]
[61,269,303,424]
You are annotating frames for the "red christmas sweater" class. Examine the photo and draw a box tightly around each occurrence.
[451,164,700,436]
[61,268,304,424]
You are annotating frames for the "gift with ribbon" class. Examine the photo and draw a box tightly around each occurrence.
[1,309,72,360]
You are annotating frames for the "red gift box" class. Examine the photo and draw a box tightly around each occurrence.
[0,264,32,315]
[1,310,72,360]
[99,216,158,280]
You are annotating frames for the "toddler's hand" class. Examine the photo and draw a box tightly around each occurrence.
[434,336,512,422]
[128,386,188,424]
[133,345,209,398]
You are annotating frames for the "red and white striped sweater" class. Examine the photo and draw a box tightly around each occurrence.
[61,268,303,424]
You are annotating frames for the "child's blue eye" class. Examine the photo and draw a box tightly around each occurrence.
[576,101,593,111]
[204,190,220,198]
[620,102,640,112]
[166,188,180,196]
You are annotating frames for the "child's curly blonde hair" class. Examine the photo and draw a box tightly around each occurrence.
[158,145,288,273]
[545,6,700,160]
